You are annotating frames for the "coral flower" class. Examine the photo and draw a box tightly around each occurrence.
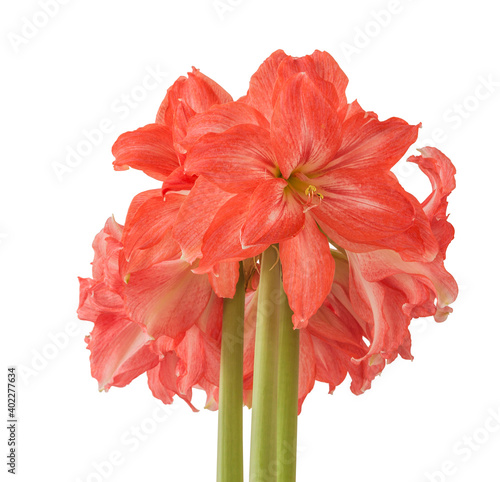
[77,191,224,410]
[79,50,457,416]
[180,50,436,327]
[112,68,232,193]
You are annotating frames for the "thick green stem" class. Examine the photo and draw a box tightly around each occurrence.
[217,263,245,482]
[249,246,281,482]
[277,284,300,482]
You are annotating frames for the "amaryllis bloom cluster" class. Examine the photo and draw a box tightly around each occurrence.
[78,49,457,412]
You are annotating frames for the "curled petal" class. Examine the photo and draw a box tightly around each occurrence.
[408,147,456,257]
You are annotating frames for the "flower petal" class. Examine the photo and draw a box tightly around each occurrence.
[112,124,179,181]
[408,147,456,257]
[297,330,316,413]
[120,190,183,273]
[156,68,232,126]
[271,73,342,179]
[196,194,266,273]
[347,252,413,364]
[209,261,241,299]
[182,102,270,152]
[86,313,159,391]
[314,168,416,244]
[331,109,420,170]
[161,166,197,194]
[239,49,289,122]
[147,351,198,411]
[185,124,277,193]
[280,216,335,328]
[173,176,234,264]
[273,50,348,112]
[241,178,305,247]
[175,325,206,395]
[124,260,212,339]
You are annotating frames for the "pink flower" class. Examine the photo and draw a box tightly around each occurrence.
[77,191,224,410]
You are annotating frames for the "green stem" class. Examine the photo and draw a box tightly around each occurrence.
[249,246,281,482]
[217,262,245,482]
[277,283,300,482]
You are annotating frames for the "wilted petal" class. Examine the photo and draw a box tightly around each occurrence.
[408,147,456,257]
[175,326,206,395]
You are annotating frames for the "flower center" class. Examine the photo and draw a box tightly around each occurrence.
[287,175,324,211]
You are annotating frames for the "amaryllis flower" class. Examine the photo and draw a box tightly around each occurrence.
[112,68,232,193]
[345,147,458,364]
[78,49,458,482]
[77,191,225,410]
[179,50,436,328]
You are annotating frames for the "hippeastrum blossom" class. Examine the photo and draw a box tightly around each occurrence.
[79,49,458,482]
[345,147,458,365]
[180,50,437,328]
[77,190,227,410]
[112,67,232,193]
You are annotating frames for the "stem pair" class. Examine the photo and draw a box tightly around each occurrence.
[217,246,300,482]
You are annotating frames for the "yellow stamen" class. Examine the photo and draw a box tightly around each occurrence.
[304,184,316,196]
[305,184,324,200]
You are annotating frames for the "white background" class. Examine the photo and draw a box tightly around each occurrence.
[1,1,499,481]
